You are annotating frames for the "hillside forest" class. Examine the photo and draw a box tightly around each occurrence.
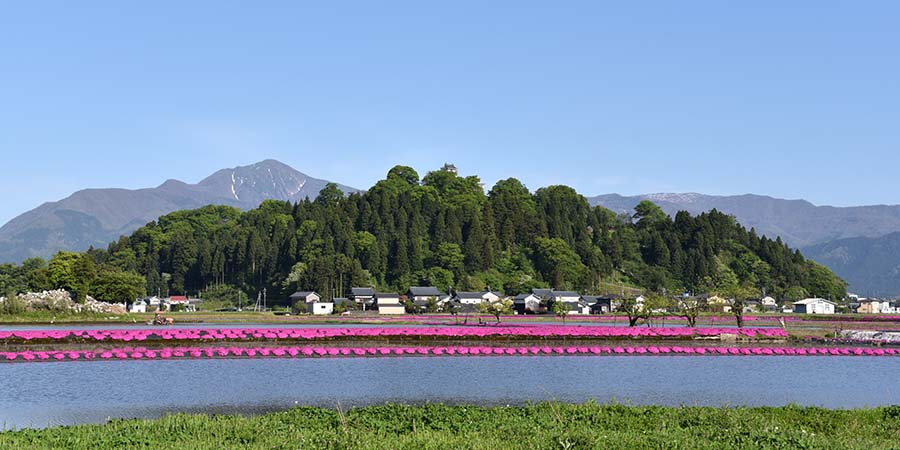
[0,166,847,307]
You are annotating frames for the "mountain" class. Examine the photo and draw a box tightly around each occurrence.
[590,193,900,249]
[0,160,358,262]
[803,233,900,297]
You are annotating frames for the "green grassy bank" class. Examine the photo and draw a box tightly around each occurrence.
[2,403,898,449]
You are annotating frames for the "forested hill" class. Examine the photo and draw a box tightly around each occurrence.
[98,165,845,305]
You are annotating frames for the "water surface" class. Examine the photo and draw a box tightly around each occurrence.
[0,356,896,429]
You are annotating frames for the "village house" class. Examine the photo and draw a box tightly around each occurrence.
[548,298,591,315]
[165,295,193,311]
[743,299,762,313]
[857,298,891,314]
[453,291,501,305]
[548,291,582,303]
[407,286,449,309]
[513,293,544,314]
[583,295,612,314]
[130,296,154,313]
[289,291,332,315]
[375,292,405,315]
[761,296,778,311]
[349,287,376,310]
[306,299,334,315]
[792,298,836,315]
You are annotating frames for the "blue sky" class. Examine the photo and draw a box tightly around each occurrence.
[1,1,898,225]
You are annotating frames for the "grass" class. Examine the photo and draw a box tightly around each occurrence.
[2,403,899,449]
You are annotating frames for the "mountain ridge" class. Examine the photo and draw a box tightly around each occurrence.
[590,192,900,249]
[0,160,358,263]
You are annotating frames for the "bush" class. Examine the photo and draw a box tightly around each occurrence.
[0,294,26,314]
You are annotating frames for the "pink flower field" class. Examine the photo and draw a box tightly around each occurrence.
[0,326,789,343]
[0,343,895,363]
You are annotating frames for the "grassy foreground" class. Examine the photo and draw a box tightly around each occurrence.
[2,404,899,449]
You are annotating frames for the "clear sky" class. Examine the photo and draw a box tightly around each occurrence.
[1,1,898,225]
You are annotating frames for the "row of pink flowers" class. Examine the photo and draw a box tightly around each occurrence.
[0,326,788,342]
[2,344,894,363]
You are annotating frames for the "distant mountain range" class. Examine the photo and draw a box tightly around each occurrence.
[4,163,900,295]
[590,193,900,249]
[803,233,900,297]
[0,160,358,262]
[590,193,900,296]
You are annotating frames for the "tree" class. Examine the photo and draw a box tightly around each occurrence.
[282,262,308,292]
[619,297,649,327]
[444,300,461,324]
[534,237,587,289]
[91,269,146,303]
[642,293,673,328]
[677,296,706,328]
[552,300,570,324]
[201,284,248,309]
[478,298,513,324]
[633,200,668,228]
[316,183,344,207]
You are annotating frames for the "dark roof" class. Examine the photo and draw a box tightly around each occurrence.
[455,292,485,299]
[333,297,351,305]
[559,302,587,311]
[552,291,581,298]
[290,291,318,299]
[583,296,612,305]
[409,286,444,297]
[375,292,400,298]
[532,288,553,298]
[350,287,375,297]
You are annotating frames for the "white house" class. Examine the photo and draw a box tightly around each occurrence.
[549,291,582,303]
[761,296,778,311]
[289,291,324,314]
[858,298,891,314]
[792,298,836,315]
[375,292,405,315]
[513,293,544,314]
[130,300,147,313]
[307,300,334,315]
[454,291,501,305]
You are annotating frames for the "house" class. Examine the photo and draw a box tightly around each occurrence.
[453,291,501,305]
[349,287,376,310]
[407,287,449,309]
[513,293,544,314]
[761,296,778,311]
[858,298,891,314]
[583,295,616,314]
[707,295,731,313]
[549,291,582,303]
[375,292,405,315]
[531,288,554,301]
[306,299,334,315]
[792,298,836,315]
[165,296,191,311]
[289,291,321,305]
[743,299,762,313]
[129,299,147,313]
[548,299,591,315]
